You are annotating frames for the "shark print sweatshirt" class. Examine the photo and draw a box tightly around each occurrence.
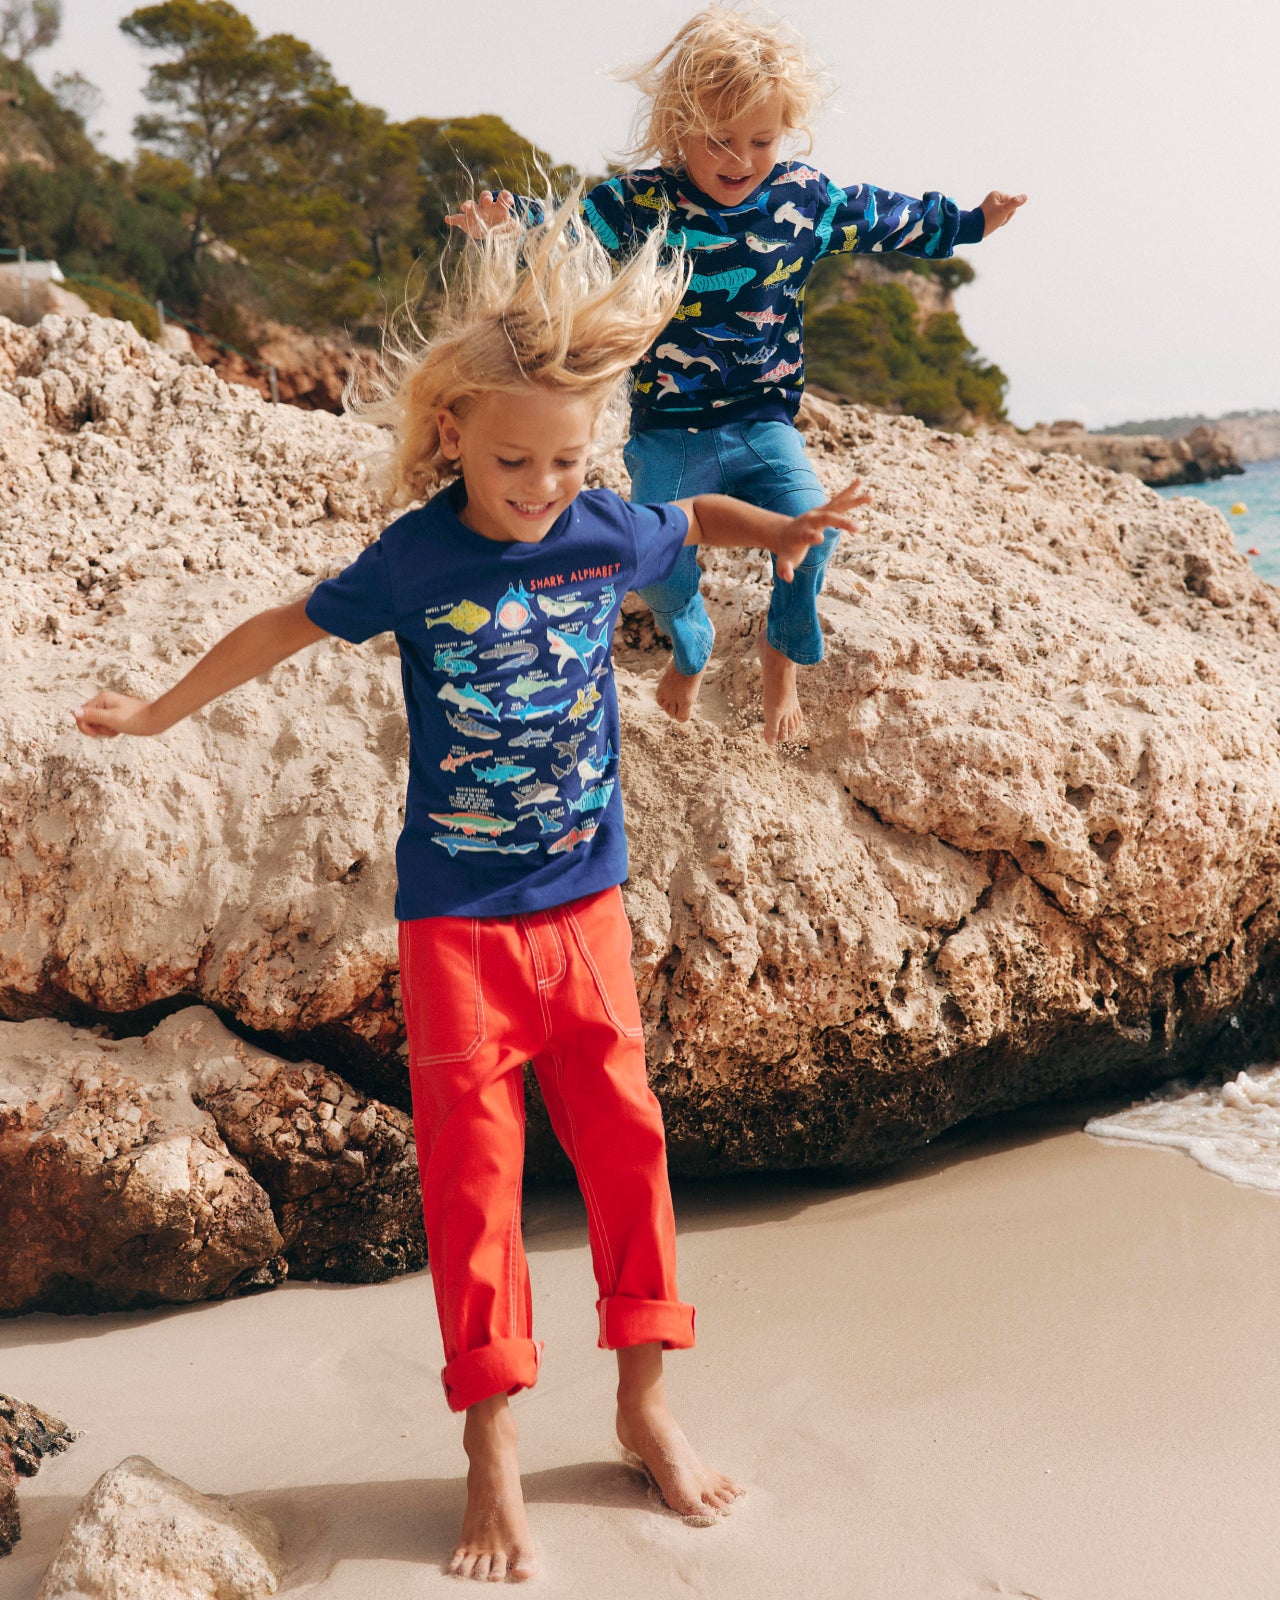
[575,161,984,432]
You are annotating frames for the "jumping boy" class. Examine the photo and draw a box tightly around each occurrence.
[75,196,869,1580]
[451,4,1025,743]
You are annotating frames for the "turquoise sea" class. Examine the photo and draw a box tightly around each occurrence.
[1158,455,1280,585]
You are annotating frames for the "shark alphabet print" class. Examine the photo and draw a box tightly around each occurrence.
[424,558,626,862]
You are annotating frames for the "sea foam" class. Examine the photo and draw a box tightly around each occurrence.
[1085,1067,1280,1193]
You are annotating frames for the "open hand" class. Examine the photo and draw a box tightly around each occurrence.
[979,191,1027,235]
[776,479,872,582]
[74,690,158,738]
[444,190,518,238]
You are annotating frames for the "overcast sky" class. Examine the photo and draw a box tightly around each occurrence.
[40,0,1280,428]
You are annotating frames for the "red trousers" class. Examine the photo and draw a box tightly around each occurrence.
[398,885,695,1412]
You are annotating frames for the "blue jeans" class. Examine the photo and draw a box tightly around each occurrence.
[624,420,834,677]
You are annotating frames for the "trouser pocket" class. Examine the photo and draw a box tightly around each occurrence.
[564,888,645,1039]
[399,917,487,1065]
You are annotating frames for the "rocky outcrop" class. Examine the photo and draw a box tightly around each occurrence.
[1024,419,1243,486]
[187,318,377,413]
[194,1015,424,1283]
[1,1014,285,1313]
[5,313,1280,1219]
[35,1456,283,1600]
[1097,411,1280,465]
[0,102,54,170]
[0,1008,424,1314]
[0,314,396,1078]
[1,1396,78,1558]
[811,254,956,324]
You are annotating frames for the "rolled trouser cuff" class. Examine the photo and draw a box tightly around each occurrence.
[766,551,831,666]
[764,618,826,667]
[636,560,715,678]
[441,1338,543,1413]
[597,1296,696,1351]
[647,601,714,677]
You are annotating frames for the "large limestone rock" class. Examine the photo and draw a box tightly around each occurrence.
[617,399,1280,1170]
[0,1008,424,1314]
[0,1015,284,1313]
[1,1395,78,1557]
[4,313,1280,1203]
[0,313,404,1098]
[193,1015,425,1283]
[35,1455,283,1599]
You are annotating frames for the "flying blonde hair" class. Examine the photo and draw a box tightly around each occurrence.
[352,190,690,507]
[618,4,830,172]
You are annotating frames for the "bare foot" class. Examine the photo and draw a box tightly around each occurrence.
[616,1344,743,1525]
[756,630,804,746]
[655,658,705,723]
[449,1396,536,1582]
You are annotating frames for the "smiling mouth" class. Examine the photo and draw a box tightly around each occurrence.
[509,499,556,518]
[718,174,752,188]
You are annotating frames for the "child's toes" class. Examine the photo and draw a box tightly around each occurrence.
[712,1475,744,1509]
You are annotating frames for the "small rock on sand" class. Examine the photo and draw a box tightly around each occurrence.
[35,1455,284,1599]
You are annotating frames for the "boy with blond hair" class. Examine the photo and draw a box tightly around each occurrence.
[77,194,869,1580]
[453,5,1025,742]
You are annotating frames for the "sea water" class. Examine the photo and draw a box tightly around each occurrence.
[1158,454,1280,584]
[1086,1069,1280,1193]
[1087,457,1280,1193]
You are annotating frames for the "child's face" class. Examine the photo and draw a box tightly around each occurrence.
[438,387,598,545]
[682,91,786,206]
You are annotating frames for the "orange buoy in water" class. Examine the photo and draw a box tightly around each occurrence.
[1248,547,1260,556]
[1230,503,1248,515]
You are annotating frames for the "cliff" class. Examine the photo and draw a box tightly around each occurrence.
[0,100,53,170]
[6,314,1280,1311]
[1023,419,1243,487]
[1217,412,1280,464]
[1097,409,1280,465]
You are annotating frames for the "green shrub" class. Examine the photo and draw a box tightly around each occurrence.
[805,284,1007,427]
[63,273,159,339]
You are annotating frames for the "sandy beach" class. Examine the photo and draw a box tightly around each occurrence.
[4,1096,1278,1600]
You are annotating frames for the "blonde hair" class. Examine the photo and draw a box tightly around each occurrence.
[352,191,689,507]
[619,4,829,172]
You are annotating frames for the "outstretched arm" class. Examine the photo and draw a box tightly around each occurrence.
[445,189,520,237]
[74,597,329,739]
[818,179,1025,259]
[678,481,872,582]
[446,179,641,262]
[978,190,1027,235]
[818,179,975,259]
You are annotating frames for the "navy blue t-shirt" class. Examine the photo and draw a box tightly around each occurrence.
[305,482,689,920]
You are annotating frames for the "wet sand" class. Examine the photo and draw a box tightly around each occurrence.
[4,1099,1279,1599]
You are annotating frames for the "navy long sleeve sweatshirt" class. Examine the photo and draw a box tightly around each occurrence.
[569,161,983,433]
